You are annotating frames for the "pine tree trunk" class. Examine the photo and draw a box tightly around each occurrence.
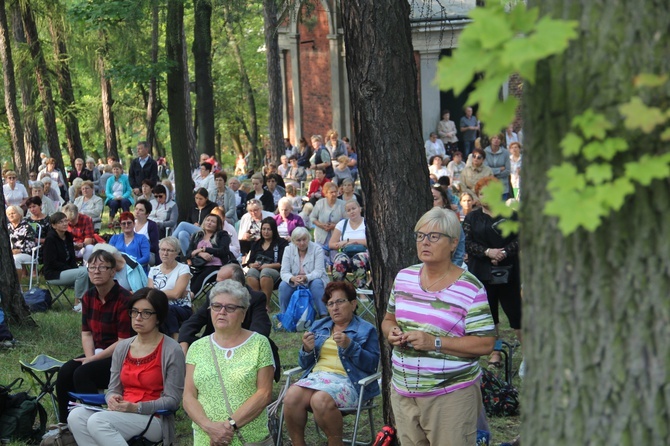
[21,1,65,174]
[0,0,28,182]
[145,0,161,153]
[11,4,40,174]
[521,1,670,443]
[181,29,198,169]
[339,0,430,425]
[263,0,283,164]
[193,0,215,157]
[223,4,259,163]
[98,32,118,161]
[166,0,192,221]
[49,18,84,165]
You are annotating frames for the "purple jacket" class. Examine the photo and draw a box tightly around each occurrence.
[274,213,305,236]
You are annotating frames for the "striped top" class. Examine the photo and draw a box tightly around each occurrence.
[387,264,495,397]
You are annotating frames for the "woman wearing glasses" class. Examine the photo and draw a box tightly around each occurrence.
[381,207,496,445]
[68,288,185,445]
[283,281,380,446]
[149,237,193,339]
[183,280,274,446]
[109,211,151,271]
[460,148,493,197]
[55,250,132,423]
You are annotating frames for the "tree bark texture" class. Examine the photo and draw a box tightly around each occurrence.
[21,1,65,174]
[522,1,670,444]
[97,32,119,161]
[263,0,284,165]
[193,0,215,157]
[0,181,34,326]
[166,0,192,222]
[0,0,27,182]
[145,0,161,154]
[181,28,198,169]
[11,5,40,174]
[49,17,84,166]
[339,0,431,425]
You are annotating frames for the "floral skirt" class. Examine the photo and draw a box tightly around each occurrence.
[331,251,370,288]
[295,371,358,408]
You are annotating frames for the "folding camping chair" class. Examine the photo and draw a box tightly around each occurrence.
[45,281,75,308]
[19,354,65,418]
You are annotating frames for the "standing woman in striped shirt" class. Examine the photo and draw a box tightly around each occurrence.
[382,207,496,446]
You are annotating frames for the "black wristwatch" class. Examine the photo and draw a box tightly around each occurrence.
[228,417,238,431]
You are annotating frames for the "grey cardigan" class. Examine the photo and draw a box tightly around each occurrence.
[106,335,185,446]
[280,241,330,285]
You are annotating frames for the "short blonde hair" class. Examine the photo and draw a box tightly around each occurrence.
[414,207,461,240]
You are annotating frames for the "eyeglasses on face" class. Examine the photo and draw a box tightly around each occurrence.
[326,298,350,308]
[159,248,177,253]
[210,303,246,313]
[155,194,165,198]
[87,265,112,272]
[472,155,484,160]
[414,231,451,243]
[120,221,134,226]
[129,309,157,319]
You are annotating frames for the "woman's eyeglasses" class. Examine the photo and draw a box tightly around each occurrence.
[210,303,246,313]
[472,155,484,160]
[414,231,451,243]
[128,309,157,319]
[159,248,176,253]
[326,298,350,308]
[87,265,112,272]
[120,221,134,226]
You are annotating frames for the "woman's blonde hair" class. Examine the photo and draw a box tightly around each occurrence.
[414,207,461,240]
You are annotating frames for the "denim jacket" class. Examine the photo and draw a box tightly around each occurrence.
[298,315,380,402]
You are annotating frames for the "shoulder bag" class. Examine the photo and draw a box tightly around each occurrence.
[340,219,367,257]
[209,338,273,446]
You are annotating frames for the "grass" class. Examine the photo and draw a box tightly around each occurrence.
[1,293,522,446]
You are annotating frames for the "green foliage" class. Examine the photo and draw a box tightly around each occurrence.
[479,181,519,236]
[545,79,670,234]
[437,3,578,133]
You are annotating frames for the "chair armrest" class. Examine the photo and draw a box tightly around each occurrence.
[358,371,381,387]
[283,366,304,377]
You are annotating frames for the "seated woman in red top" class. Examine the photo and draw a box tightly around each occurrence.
[68,288,185,445]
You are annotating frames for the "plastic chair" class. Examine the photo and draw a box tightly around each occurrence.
[275,367,381,446]
[68,393,172,446]
[20,224,42,290]
[19,354,65,418]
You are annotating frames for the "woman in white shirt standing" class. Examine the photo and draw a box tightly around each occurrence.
[3,171,29,207]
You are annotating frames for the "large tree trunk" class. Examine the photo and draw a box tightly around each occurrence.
[521,1,670,444]
[98,32,119,161]
[145,0,161,154]
[166,0,192,221]
[263,0,283,165]
[339,0,430,425]
[0,182,34,326]
[193,0,215,157]
[11,5,40,174]
[21,1,65,174]
[181,29,198,169]
[49,17,84,166]
[223,4,260,167]
[0,0,28,183]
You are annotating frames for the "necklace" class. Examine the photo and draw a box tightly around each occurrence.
[420,268,449,292]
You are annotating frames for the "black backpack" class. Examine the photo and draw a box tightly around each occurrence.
[23,288,53,313]
[0,379,47,444]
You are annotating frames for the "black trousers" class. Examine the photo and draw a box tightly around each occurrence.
[55,355,112,423]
